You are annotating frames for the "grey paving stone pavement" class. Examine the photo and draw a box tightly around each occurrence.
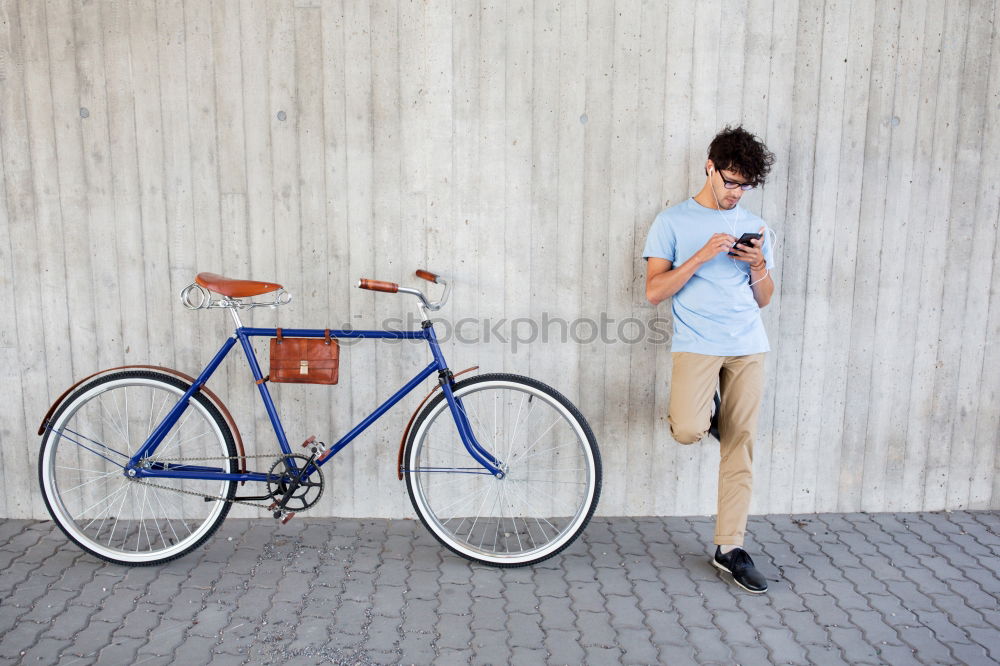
[1,511,998,665]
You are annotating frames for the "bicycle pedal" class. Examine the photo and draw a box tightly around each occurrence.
[281,512,295,525]
[301,435,330,460]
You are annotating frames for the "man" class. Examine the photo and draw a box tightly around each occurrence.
[643,126,776,593]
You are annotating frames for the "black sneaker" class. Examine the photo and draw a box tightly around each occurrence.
[708,391,721,441]
[713,547,768,594]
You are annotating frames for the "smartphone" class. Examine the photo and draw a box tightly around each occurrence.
[728,232,762,256]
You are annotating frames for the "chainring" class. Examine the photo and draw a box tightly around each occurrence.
[266,454,324,511]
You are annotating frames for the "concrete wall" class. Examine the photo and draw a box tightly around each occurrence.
[2,0,998,519]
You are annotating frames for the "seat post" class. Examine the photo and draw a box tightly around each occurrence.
[228,307,244,330]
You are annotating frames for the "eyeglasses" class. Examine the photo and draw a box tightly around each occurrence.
[717,170,756,191]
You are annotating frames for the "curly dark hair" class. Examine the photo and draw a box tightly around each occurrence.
[707,126,775,186]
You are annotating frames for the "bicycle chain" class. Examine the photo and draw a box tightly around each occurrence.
[128,453,301,511]
[125,476,277,510]
[144,453,281,462]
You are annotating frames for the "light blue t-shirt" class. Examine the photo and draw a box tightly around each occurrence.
[642,198,774,356]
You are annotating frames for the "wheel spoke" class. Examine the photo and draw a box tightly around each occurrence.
[150,486,182,545]
[521,513,537,550]
[503,479,523,552]
[136,483,146,551]
[60,468,122,495]
[148,390,171,443]
[414,471,487,488]
[56,465,119,475]
[124,387,130,454]
[519,477,580,513]
[465,482,500,542]
[493,393,500,458]
[514,417,563,464]
[151,430,213,461]
[105,481,134,547]
[147,389,156,442]
[430,482,493,518]
[152,410,194,460]
[480,484,504,551]
[101,399,129,453]
[83,482,129,535]
[108,391,126,445]
[513,467,586,475]
[504,479,562,537]
[77,480,130,525]
[143,484,164,550]
[507,392,531,463]
[511,443,576,467]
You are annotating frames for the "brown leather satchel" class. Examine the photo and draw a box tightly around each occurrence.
[269,328,339,385]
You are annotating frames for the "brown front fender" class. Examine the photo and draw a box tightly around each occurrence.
[396,366,478,480]
[38,365,248,475]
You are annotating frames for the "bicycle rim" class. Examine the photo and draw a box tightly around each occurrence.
[406,375,600,566]
[39,372,235,565]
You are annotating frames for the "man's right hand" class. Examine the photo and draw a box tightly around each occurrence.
[694,233,738,264]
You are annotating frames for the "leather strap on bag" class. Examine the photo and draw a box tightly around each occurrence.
[255,327,285,384]
[273,328,331,344]
[255,328,283,385]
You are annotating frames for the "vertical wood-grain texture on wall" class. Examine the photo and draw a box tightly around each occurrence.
[2,0,998,519]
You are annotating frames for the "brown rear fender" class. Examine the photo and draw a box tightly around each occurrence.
[38,365,247,475]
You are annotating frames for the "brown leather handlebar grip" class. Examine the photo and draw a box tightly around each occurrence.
[357,278,399,293]
[415,269,439,283]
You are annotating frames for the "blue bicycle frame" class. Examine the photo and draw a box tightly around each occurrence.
[126,323,502,483]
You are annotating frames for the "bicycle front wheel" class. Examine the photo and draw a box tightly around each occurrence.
[39,370,238,565]
[404,373,601,567]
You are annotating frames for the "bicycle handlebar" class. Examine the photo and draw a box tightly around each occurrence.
[357,279,398,293]
[357,269,450,312]
[415,270,439,284]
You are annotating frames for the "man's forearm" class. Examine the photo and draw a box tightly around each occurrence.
[647,257,704,305]
[750,264,774,307]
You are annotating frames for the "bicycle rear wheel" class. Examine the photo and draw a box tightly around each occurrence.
[404,373,601,566]
[39,370,237,565]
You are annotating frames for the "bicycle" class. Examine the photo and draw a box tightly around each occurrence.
[37,270,602,567]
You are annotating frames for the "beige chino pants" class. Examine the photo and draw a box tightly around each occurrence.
[668,352,765,546]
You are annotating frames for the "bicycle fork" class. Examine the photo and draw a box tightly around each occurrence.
[419,320,503,476]
[438,374,504,477]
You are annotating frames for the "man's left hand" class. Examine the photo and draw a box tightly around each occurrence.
[730,225,766,268]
